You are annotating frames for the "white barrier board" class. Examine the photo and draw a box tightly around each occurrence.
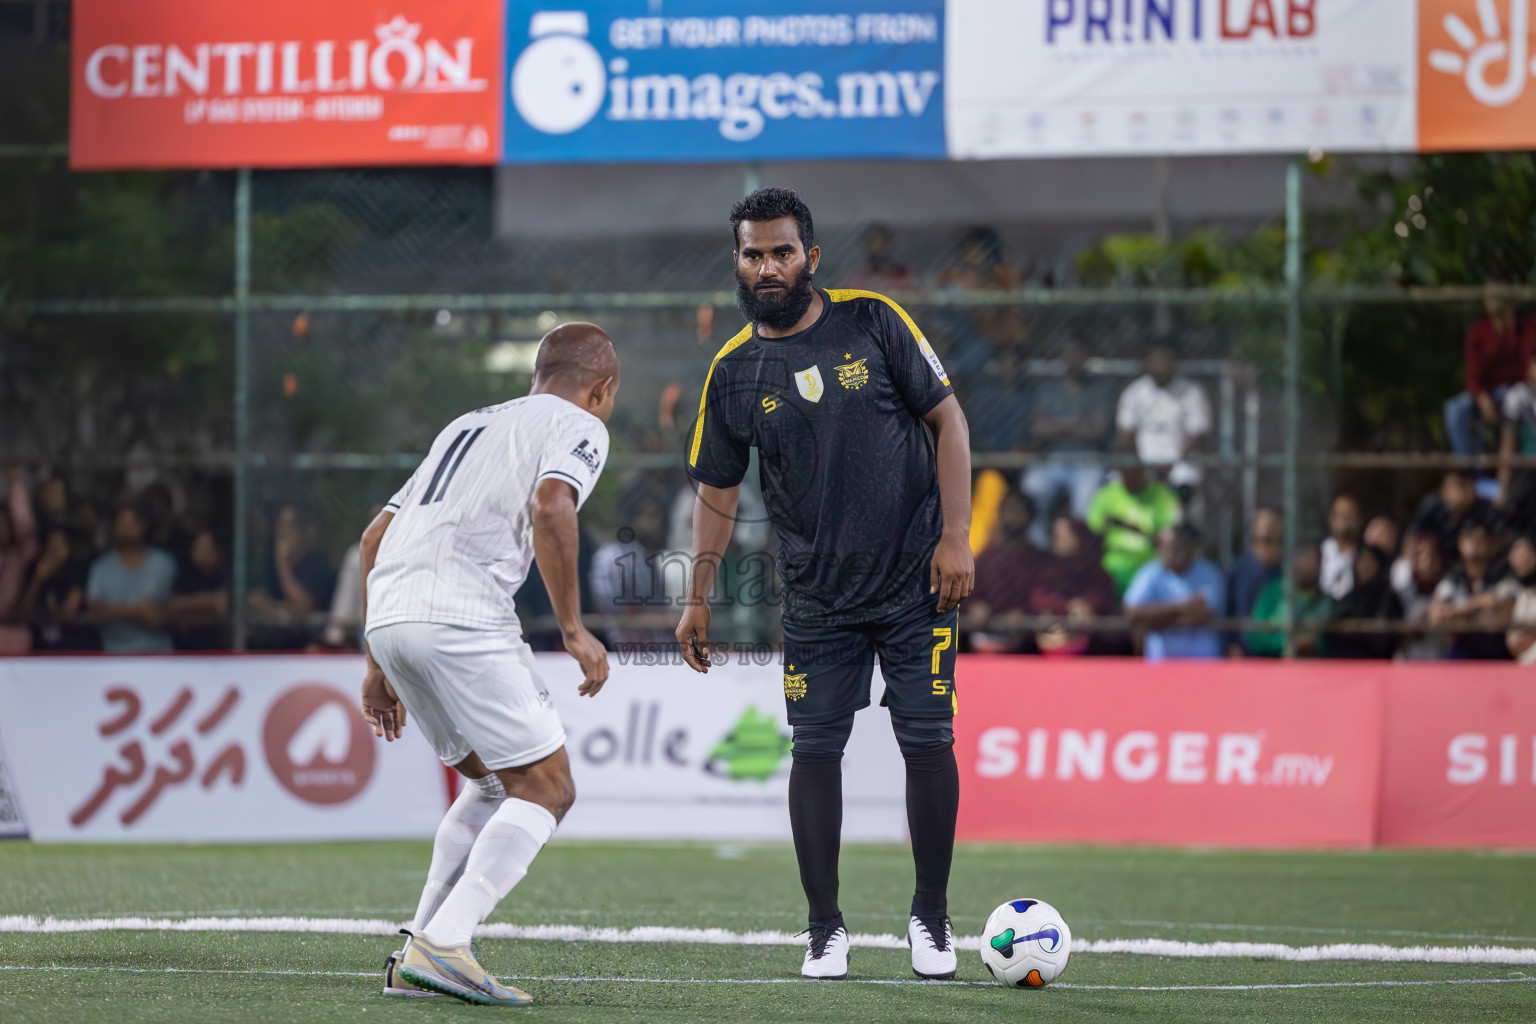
[0,654,909,842]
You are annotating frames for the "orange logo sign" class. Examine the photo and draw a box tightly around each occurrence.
[1419,0,1536,150]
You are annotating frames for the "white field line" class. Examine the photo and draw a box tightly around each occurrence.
[4,916,1536,965]
[62,909,1536,945]
[1101,919,1536,944]
[1,964,1535,993]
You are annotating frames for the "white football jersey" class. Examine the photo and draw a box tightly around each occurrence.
[366,393,608,633]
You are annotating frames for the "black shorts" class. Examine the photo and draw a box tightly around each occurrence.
[781,598,959,725]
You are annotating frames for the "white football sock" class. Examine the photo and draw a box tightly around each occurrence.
[410,774,505,933]
[423,797,557,948]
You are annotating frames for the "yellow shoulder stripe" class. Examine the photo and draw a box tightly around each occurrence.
[689,323,756,469]
[828,288,948,386]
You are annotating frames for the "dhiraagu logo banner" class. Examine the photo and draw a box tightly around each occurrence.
[502,1,946,162]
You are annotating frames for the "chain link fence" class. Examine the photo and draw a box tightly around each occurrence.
[5,144,1536,660]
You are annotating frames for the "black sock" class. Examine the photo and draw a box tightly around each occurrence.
[789,756,843,925]
[904,744,959,920]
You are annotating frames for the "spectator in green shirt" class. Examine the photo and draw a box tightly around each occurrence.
[1085,460,1182,594]
[1247,545,1334,657]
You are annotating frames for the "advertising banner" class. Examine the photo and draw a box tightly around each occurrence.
[66,1,1536,165]
[69,0,503,169]
[1418,0,1536,151]
[502,1,947,162]
[0,654,909,843]
[538,654,908,840]
[1378,663,1536,847]
[954,658,1384,847]
[7,654,1533,847]
[945,0,1418,158]
[0,731,26,839]
[0,657,448,841]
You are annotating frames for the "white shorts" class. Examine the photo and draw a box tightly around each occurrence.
[366,621,566,771]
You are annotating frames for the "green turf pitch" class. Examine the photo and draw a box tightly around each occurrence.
[1,840,1533,1023]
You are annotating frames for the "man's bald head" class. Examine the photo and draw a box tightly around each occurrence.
[529,321,621,423]
[533,322,618,385]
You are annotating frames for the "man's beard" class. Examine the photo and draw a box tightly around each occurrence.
[736,263,817,331]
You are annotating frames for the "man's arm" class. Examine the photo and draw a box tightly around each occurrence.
[923,394,975,613]
[164,588,229,622]
[82,601,160,627]
[357,509,405,740]
[531,477,609,697]
[676,483,739,673]
[1124,597,1206,630]
[272,550,319,615]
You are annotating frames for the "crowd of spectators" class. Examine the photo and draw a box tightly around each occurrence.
[6,245,1536,663]
[0,470,354,654]
[963,461,1536,662]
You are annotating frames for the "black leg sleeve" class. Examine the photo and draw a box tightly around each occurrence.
[893,717,959,919]
[789,717,855,926]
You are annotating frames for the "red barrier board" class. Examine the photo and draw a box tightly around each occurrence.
[1379,662,1536,848]
[70,0,502,169]
[955,658,1384,848]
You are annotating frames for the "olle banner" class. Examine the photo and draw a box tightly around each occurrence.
[69,0,1536,168]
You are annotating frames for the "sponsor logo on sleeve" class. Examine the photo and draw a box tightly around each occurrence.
[571,438,601,474]
[917,337,949,385]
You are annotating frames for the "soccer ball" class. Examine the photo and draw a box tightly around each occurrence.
[979,898,1072,987]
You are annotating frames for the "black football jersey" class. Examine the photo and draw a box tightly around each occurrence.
[687,288,956,626]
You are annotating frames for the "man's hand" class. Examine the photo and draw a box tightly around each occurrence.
[929,532,975,613]
[361,662,406,741]
[565,627,610,697]
[1176,593,1211,626]
[675,602,712,673]
[134,601,163,630]
[1477,391,1501,426]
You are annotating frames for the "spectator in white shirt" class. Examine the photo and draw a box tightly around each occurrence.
[1320,493,1363,600]
[1115,340,1211,490]
[1392,530,1451,660]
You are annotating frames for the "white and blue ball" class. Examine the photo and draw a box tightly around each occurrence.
[979,898,1072,987]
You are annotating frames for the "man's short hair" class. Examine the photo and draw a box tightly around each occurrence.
[113,499,147,524]
[730,187,815,252]
[1459,506,1496,535]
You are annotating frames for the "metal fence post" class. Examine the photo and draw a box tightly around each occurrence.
[1282,159,1303,658]
[232,168,252,650]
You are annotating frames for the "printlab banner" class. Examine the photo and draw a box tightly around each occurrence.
[945,0,1419,158]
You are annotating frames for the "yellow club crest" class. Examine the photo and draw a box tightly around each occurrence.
[795,365,824,403]
[835,358,870,390]
[783,665,808,701]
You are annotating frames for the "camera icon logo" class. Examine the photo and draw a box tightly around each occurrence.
[511,11,608,134]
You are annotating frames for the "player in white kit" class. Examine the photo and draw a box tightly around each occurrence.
[358,323,618,1006]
